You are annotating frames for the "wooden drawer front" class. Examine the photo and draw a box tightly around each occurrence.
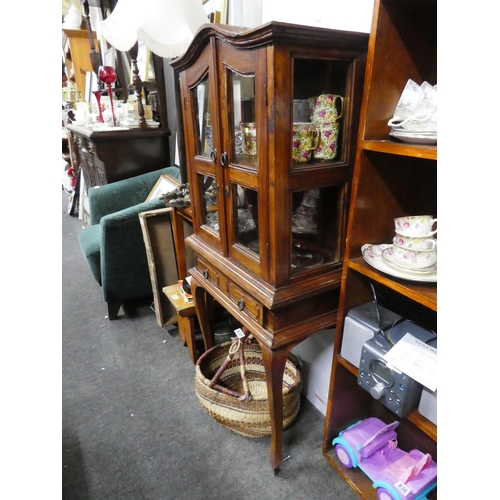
[225,280,262,325]
[195,256,220,288]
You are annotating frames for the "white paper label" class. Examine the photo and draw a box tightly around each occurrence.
[383,333,437,391]
[234,328,246,339]
[395,481,411,496]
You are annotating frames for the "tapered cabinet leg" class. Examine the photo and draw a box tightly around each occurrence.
[260,344,292,475]
[192,281,214,353]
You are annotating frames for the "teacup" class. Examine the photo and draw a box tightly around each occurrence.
[394,215,437,237]
[388,81,437,129]
[302,189,320,208]
[393,233,437,250]
[240,122,257,157]
[392,243,437,269]
[387,79,424,124]
[313,122,340,160]
[292,123,319,163]
[292,206,318,229]
[310,94,344,123]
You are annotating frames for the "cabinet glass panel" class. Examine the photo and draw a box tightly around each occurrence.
[197,173,219,234]
[230,71,256,166]
[291,186,342,274]
[191,74,213,157]
[292,58,350,167]
[231,184,259,254]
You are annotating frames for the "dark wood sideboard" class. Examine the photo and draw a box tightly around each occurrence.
[66,124,171,188]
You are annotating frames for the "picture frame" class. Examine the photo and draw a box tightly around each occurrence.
[146,174,181,201]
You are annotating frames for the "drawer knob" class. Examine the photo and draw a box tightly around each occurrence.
[237,299,245,311]
[203,269,209,279]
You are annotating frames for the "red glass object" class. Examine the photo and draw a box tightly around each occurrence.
[98,66,117,125]
[92,90,104,122]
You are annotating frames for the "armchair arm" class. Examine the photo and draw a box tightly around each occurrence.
[99,198,166,302]
[88,166,181,225]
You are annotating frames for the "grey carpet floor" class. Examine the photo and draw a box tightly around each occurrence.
[61,191,358,500]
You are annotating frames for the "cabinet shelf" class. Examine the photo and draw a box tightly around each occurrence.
[324,448,437,499]
[348,257,437,311]
[336,355,437,441]
[361,140,437,160]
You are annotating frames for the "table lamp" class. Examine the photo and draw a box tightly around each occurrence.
[99,0,209,128]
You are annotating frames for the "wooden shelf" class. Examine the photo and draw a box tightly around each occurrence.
[348,258,437,311]
[361,140,437,160]
[336,356,437,441]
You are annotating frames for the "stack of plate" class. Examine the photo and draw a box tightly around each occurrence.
[361,244,437,282]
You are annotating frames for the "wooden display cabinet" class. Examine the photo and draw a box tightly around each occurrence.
[172,22,368,473]
[322,0,437,498]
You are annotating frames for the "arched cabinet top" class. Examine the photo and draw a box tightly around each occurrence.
[171,21,369,72]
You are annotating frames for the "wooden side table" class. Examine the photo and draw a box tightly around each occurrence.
[162,284,198,363]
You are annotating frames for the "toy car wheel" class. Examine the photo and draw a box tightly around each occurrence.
[377,487,398,500]
[335,444,353,468]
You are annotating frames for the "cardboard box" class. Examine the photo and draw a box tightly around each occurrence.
[291,328,335,415]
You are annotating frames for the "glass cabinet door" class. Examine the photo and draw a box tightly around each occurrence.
[283,55,354,278]
[231,73,256,168]
[191,74,213,159]
[290,185,346,275]
[218,43,267,279]
[180,45,227,254]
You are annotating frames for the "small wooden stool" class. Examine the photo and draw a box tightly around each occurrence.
[162,284,198,363]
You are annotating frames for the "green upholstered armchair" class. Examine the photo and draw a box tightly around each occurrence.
[78,166,181,320]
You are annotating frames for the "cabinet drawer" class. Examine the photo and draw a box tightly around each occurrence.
[195,256,220,288]
[225,280,263,325]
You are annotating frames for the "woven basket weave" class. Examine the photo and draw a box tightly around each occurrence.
[195,341,302,438]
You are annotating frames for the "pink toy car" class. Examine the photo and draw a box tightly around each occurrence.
[332,417,437,500]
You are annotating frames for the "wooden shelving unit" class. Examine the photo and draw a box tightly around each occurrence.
[322,0,437,498]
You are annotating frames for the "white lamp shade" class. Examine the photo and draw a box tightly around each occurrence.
[100,0,209,58]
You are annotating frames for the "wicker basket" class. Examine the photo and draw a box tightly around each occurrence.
[195,340,302,438]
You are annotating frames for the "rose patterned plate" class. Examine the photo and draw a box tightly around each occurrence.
[361,244,437,282]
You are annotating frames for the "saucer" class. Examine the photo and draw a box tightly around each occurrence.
[361,244,437,282]
[292,223,317,234]
[381,246,437,274]
[291,250,323,269]
[389,129,437,144]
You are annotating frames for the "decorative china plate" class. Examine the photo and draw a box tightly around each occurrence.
[361,244,437,282]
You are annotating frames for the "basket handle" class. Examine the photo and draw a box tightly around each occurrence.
[207,327,254,400]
